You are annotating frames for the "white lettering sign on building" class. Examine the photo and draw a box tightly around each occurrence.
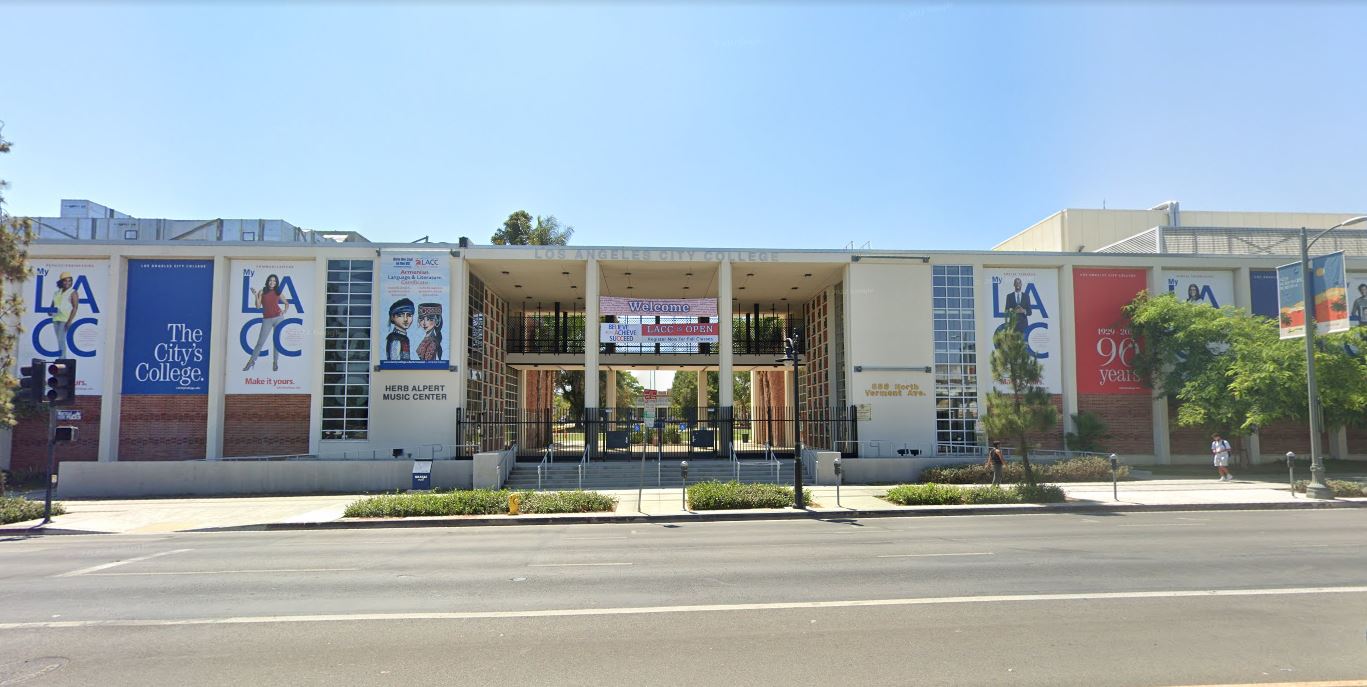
[19,259,108,395]
[226,260,315,394]
[600,297,718,317]
[978,268,1062,393]
[601,322,720,345]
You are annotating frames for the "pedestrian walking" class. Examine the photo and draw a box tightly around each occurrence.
[987,441,1005,487]
[1211,433,1233,481]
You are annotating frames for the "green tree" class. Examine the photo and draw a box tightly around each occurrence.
[491,210,573,246]
[980,328,1058,485]
[1063,411,1109,452]
[0,124,33,428]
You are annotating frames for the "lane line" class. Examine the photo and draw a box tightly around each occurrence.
[3,585,1365,630]
[55,549,192,578]
[85,568,360,577]
[563,536,629,541]
[1117,523,1204,528]
[527,562,633,567]
[875,552,993,558]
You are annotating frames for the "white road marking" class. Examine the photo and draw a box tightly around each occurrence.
[4,585,1364,630]
[875,552,994,558]
[564,536,629,541]
[1117,523,1204,528]
[55,548,192,577]
[85,568,360,577]
[527,562,633,567]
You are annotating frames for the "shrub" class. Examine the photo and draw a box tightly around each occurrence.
[687,481,811,510]
[1013,482,1066,503]
[344,489,618,518]
[518,490,618,514]
[921,457,1126,484]
[882,483,1067,505]
[1064,411,1109,452]
[1293,480,1366,497]
[0,496,62,525]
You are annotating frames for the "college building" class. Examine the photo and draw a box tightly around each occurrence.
[5,199,1366,495]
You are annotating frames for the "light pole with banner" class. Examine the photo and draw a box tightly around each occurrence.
[780,330,804,509]
[1294,217,1367,499]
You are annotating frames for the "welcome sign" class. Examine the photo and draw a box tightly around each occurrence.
[600,297,717,317]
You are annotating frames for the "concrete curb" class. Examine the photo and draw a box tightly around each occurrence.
[186,496,1365,533]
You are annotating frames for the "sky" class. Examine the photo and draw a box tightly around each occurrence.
[4,1,1367,254]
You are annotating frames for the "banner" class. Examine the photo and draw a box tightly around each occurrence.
[1250,270,1279,319]
[600,297,717,318]
[1349,273,1367,328]
[601,322,719,345]
[1277,251,1349,339]
[1166,271,1234,308]
[122,259,214,394]
[378,252,450,370]
[226,260,315,393]
[1073,268,1148,395]
[19,259,108,395]
[979,268,1061,393]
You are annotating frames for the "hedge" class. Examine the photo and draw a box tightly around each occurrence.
[344,489,617,518]
[882,483,1066,505]
[921,456,1127,484]
[0,497,62,525]
[1293,480,1366,497]
[687,481,813,510]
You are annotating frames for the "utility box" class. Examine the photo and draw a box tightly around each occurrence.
[411,461,433,490]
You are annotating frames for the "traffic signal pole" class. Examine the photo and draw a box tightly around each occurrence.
[42,405,56,524]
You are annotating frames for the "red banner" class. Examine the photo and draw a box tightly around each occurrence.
[1073,268,1149,395]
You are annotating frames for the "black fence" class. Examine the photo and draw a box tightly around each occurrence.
[449,406,857,460]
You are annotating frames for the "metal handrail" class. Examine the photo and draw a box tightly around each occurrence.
[536,443,556,491]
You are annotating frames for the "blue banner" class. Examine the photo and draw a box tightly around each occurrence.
[1250,270,1278,319]
[122,259,215,394]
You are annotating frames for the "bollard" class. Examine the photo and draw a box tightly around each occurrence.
[508,492,521,516]
[1286,452,1296,496]
[1109,454,1119,502]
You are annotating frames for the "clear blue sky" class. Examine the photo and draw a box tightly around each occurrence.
[5,1,1366,250]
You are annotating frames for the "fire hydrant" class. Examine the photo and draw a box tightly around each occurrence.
[508,492,521,515]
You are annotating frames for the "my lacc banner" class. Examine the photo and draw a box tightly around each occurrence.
[1073,268,1148,395]
[122,259,214,394]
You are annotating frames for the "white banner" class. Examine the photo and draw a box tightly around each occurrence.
[227,260,315,394]
[378,252,450,370]
[1166,270,1235,308]
[600,297,717,317]
[601,322,720,345]
[19,259,108,395]
[979,268,1062,393]
[1350,273,1367,328]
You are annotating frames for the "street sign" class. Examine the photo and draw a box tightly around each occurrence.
[56,409,82,421]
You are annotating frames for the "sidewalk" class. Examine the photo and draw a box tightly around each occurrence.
[3,479,1362,535]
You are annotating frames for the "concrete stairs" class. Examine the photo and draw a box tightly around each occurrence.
[504,458,797,491]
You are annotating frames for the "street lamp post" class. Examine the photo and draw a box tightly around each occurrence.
[781,332,804,509]
[1298,216,1367,500]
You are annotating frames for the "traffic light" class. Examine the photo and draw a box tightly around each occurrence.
[19,359,45,403]
[45,358,77,406]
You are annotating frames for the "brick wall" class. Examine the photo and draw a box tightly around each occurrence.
[1258,421,1326,458]
[1019,394,1065,451]
[1348,426,1367,456]
[1078,394,1153,455]
[9,396,102,474]
[223,394,311,457]
[119,395,207,460]
[1168,403,1212,456]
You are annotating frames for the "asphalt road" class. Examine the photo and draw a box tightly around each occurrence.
[1,509,1366,686]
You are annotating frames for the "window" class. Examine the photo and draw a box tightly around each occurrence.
[933,265,979,454]
[322,259,373,440]
[242,231,257,241]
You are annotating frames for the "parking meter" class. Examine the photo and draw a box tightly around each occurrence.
[1286,452,1296,495]
[833,458,843,508]
[680,461,689,510]
[1109,454,1119,501]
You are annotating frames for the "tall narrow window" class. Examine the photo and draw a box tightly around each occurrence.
[933,265,979,454]
[322,259,373,440]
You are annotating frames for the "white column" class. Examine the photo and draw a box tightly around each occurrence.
[584,259,600,411]
[307,256,327,456]
[1057,265,1080,426]
[452,252,470,413]
[696,369,708,415]
[1148,266,1171,464]
[205,255,230,460]
[605,368,617,410]
[1331,427,1349,460]
[718,260,733,408]
[98,256,126,461]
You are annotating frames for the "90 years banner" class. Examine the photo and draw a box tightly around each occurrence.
[1073,268,1148,395]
